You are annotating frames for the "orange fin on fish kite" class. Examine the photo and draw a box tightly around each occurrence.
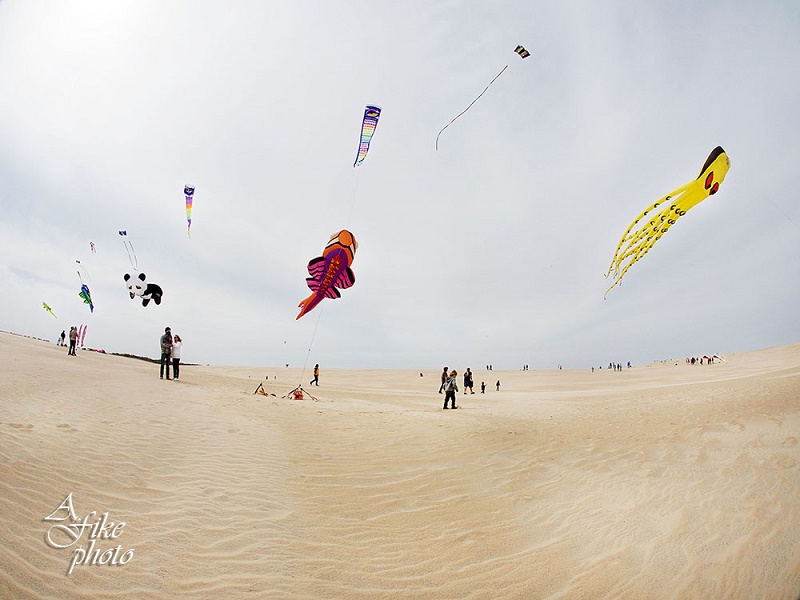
[297,230,357,320]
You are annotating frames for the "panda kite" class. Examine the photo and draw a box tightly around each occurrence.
[124,273,164,307]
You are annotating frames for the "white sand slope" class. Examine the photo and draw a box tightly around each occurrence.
[1,332,799,599]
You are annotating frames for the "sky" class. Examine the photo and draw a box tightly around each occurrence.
[1,0,799,370]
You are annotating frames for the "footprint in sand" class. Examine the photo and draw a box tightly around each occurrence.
[783,437,798,448]
[774,455,797,469]
[9,423,33,430]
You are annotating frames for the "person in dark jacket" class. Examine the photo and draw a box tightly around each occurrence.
[159,327,173,379]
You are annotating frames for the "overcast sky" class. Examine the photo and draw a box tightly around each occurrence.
[1,0,798,370]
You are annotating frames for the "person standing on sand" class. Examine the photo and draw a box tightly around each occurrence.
[67,326,77,356]
[171,335,182,381]
[442,369,458,409]
[60,330,66,347]
[310,364,320,386]
[464,368,475,394]
[496,380,501,391]
[481,381,486,394]
[159,327,173,380]
[438,366,448,394]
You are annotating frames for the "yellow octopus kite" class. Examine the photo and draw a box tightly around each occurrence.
[604,146,730,297]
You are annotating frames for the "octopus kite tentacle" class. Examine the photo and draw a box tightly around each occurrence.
[604,188,685,279]
[604,146,730,297]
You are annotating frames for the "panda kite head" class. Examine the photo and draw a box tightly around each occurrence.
[124,273,163,307]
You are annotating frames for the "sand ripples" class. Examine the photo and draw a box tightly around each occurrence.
[1,336,799,598]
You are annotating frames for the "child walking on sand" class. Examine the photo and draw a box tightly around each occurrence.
[442,370,458,409]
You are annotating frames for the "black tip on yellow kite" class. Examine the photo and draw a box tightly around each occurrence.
[604,146,730,297]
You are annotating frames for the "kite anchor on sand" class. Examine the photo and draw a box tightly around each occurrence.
[281,386,319,402]
[253,382,277,396]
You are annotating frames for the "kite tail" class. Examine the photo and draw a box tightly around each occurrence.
[435,64,509,151]
[604,229,661,298]
[123,240,138,271]
[296,292,319,320]
[604,183,691,278]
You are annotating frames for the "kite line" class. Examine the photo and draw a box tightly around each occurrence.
[119,230,138,271]
[435,44,530,151]
[435,65,508,151]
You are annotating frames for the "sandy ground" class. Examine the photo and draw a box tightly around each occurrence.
[1,331,799,599]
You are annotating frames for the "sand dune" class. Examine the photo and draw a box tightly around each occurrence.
[1,332,799,599]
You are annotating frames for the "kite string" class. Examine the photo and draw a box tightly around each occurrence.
[345,168,362,226]
[758,194,799,232]
[297,302,325,389]
[294,111,369,388]
[128,240,138,270]
[122,240,138,271]
[297,151,364,389]
[435,64,509,150]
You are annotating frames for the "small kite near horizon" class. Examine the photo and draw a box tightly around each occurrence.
[42,302,56,318]
[604,146,731,297]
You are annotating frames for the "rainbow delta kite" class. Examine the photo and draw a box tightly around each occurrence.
[353,106,381,167]
[604,146,730,297]
[184,185,194,238]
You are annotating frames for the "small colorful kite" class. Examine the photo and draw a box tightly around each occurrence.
[296,230,357,320]
[184,185,194,238]
[604,146,731,297]
[76,260,90,281]
[79,284,94,313]
[353,106,381,167]
[89,242,96,254]
[435,44,530,150]
[42,302,56,318]
[119,230,138,270]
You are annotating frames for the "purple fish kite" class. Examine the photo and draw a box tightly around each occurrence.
[296,230,357,319]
